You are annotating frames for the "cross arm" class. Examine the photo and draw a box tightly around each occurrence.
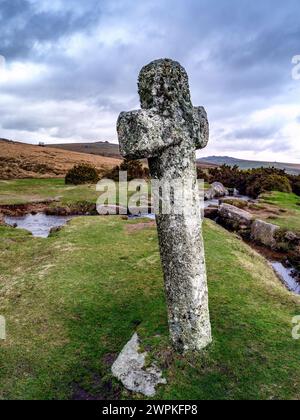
[117,109,182,160]
[192,106,209,150]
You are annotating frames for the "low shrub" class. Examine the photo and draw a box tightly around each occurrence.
[207,165,293,198]
[103,158,149,182]
[291,180,300,196]
[65,164,99,185]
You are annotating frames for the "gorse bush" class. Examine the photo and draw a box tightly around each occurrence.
[65,164,99,185]
[289,175,300,196]
[103,158,149,181]
[202,165,295,198]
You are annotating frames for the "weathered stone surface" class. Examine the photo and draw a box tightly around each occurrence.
[204,205,219,220]
[284,231,300,244]
[205,182,228,201]
[111,333,166,397]
[219,203,253,231]
[219,197,249,209]
[251,219,280,249]
[117,59,212,352]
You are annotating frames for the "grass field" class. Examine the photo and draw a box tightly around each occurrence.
[260,191,300,232]
[0,217,299,400]
[0,178,99,206]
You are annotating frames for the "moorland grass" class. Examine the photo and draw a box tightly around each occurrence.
[261,191,300,232]
[0,217,300,400]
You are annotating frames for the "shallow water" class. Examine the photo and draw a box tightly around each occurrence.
[271,262,300,294]
[5,213,73,238]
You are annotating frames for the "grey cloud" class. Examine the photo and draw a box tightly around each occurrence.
[0,0,101,60]
[0,0,299,161]
[231,126,280,140]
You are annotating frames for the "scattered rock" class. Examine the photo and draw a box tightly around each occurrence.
[49,226,62,235]
[251,219,280,249]
[204,205,219,220]
[111,333,166,397]
[284,231,300,244]
[205,182,228,201]
[219,203,253,231]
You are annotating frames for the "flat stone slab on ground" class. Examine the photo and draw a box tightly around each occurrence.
[111,333,166,397]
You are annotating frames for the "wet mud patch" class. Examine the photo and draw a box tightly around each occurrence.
[71,373,121,401]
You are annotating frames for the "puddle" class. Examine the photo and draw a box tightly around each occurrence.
[5,213,73,238]
[271,262,300,294]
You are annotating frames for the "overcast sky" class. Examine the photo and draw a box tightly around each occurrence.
[0,0,300,162]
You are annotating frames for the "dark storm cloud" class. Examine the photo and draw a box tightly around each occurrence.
[0,0,299,160]
[0,0,101,60]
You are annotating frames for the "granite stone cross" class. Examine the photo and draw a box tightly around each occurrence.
[117,59,212,352]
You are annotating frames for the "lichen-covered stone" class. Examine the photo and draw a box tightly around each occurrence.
[204,205,219,220]
[205,182,228,201]
[111,333,166,397]
[117,59,212,352]
[251,219,280,249]
[219,203,253,231]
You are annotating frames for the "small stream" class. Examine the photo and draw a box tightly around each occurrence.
[271,262,300,294]
[5,213,73,238]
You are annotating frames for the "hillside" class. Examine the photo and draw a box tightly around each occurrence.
[48,141,121,159]
[0,139,121,180]
[198,156,300,175]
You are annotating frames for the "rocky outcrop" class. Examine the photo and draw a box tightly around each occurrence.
[251,219,280,249]
[112,333,166,397]
[205,182,228,201]
[218,203,253,231]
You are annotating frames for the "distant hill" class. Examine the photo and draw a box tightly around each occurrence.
[0,139,121,180]
[48,141,121,159]
[198,156,300,175]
